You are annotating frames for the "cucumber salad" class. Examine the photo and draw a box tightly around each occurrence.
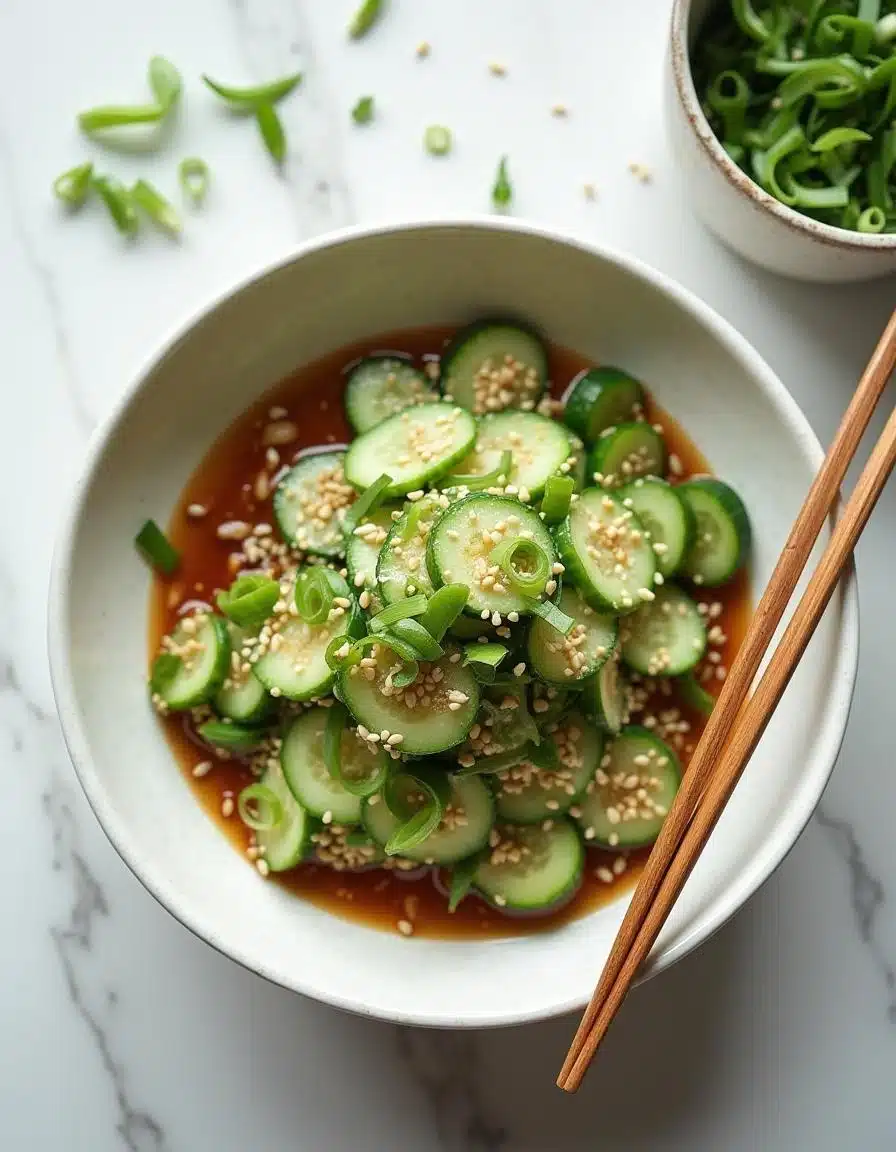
[144,319,752,934]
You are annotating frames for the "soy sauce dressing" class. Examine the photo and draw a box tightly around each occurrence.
[150,327,750,939]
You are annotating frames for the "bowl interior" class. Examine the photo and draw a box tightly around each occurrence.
[51,222,856,1026]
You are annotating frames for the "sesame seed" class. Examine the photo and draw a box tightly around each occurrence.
[397,919,414,937]
[489,61,507,76]
[256,858,270,877]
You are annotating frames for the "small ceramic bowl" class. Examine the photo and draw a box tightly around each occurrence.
[667,0,896,282]
[48,220,858,1026]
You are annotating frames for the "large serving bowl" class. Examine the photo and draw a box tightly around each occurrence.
[48,219,858,1027]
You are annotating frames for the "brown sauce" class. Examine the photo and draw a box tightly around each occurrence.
[150,326,751,939]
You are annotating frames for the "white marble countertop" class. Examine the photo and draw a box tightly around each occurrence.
[1,0,894,1148]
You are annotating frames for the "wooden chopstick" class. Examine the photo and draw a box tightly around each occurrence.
[558,308,896,1091]
[561,397,896,1091]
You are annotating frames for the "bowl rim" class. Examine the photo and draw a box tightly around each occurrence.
[669,0,896,253]
[47,216,860,1027]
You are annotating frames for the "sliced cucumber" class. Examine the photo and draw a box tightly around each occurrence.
[440,319,548,415]
[273,450,356,558]
[345,505,396,603]
[621,583,706,676]
[152,613,230,711]
[527,586,617,685]
[426,493,557,619]
[362,774,494,865]
[554,488,657,614]
[574,726,680,849]
[563,366,645,444]
[376,493,442,605]
[281,709,386,823]
[338,644,480,755]
[254,761,313,872]
[618,477,695,578]
[214,623,271,723]
[447,411,572,499]
[678,672,716,717]
[678,478,751,586]
[343,403,477,498]
[494,712,602,823]
[473,819,584,911]
[588,422,666,487]
[344,356,436,434]
[584,652,630,735]
[198,720,267,751]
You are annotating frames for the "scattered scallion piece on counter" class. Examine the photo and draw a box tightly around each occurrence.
[78,55,182,137]
[255,102,286,164]
[352,95,375,124]
[179,157,210,205]
[424,124,452,155]
[348,0,384,40]
[53,162,94,207]
[492,155,512,209]
[92,174,139,235]
[201,71,303,109]
[135,518,180,574]
[131,179,182,235]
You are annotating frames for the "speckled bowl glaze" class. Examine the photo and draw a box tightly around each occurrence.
[48,219,858,1026]
[667,0,896,282]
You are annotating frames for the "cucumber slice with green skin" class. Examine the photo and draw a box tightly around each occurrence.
[198,720,267,751]
[618,477,695,578]
[362,774,494,865]
[554,488,657,614]
[494,712,602,823]
[527,586,617,685]
[563,366,645,444]
[153,613,230,711]
[473,819,584,911]
[588,423,666,487]
[281,709,387,823]
[337,644,480,755]
[447,411,573,500]
[214,623,272,723]
[427,493,557,619]
[678,478,751,587]
[584,653,630,735]
[254,762,313,872]
[678,672,716,717]
[620,584,706,676]
[345,506,396,605]
[574,726,680,849]
[376,494,443,605]
[273,450,356,558]
[343,403,477,498]
[440,319,548,415]
[344,356,437,434]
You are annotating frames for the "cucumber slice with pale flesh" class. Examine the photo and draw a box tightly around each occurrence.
[281,709,387,823]
[473,818,584,911]
[254,762,313,872]
[618,477,695,578]
[588,422,666,487]
[678,478,751,587]
[362,774,494,865]
[440,319,547,415]
[494,712,602,823]
[376,493,443,605]
[214,623,271,723]
[344,356,436,434]
[620,584,706,676]
[344,506,396,606]
[563,367,644,444]
[152,613,230,711]
[273,450,356,558]
[585,652,630,735]
[527,585,617,685]
[447,411,572,499]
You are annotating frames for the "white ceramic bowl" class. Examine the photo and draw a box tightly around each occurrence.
[48,220,858,1027]
[667,0,896,282]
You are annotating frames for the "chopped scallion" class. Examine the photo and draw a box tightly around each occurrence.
[448,854,481,912]
[53,162,94,208]
[424,124,452,156]
[541,475,575,524]
[489,537,550,596]
[131,179,182,236]
[388,618,444,661]
[449,450,511,491]
[342,473,392,533]
[135,518,180,575]
[255,102,286,164]
[418,584,469,641]
[348,0,384,40]
[524,596,576,636]
[462,642,508,683]
[492,155,512,210]
[217,574,279,629]
[92,175,139,235]
[294,567,342,624]
[237,783,283,831]
[201,71,303,109]
[369,594,429,633]
[198,721,265,750]
[179,157,210,205]
[352,96,375,124]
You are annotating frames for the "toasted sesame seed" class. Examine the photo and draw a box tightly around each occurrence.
[397,919,414,936]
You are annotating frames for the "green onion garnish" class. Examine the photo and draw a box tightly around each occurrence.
[198,721,266,751]
[541,475,575,524]
[352,96,375,124]
[53,162,94,208]
[418,584,469,641]
[455,744,533,777]
[348,0,384,40]
[92,175,139,236]
[131,179,182,236]
[858,205,886,231]
[201,72,303,108]
[150,652,181,693]
[135,518,180,575]
[524,596,576,636]
[811,127,872,152]
[448,854,481,913]
[368,594,429,633]
[179,157,210,205]
[342,472,392,534]
[237,783,283,831]
[424,125,452,156]
[489,537,550,596]
[449,450,511,491]
[255,102,286,164]
[527,737,559,770]
[78,55,182,136]
[217,574,279,629]
[294,567,343,625]
[678,672,716,718]
[383,769,450,855]
[324,703,388,796]
[462,642,508,684]
[389,618,444,661]
[492,155,512,210]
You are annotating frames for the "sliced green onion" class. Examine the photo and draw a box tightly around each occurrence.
[78,56,182,135]
[757,124,806,204]
[424,124,452,156]
[388,618,444,661]
[383,769,449,855]
[92,175,139,235]
[179,157,210,205]
[201,71,303,109]
[348,0,384,40]
[352,96,375,124]
[527,737,559,770]
[524,596,576,636]
[131,179,182,236]
[150,652,181,693]
[462,642,508,684]
[342,473,392,534]
[53,162,93,207]
[294,567,342,624]
[449,450,512,491]
[455,744,533,777]
[541,475,575,524]
[732,0,770,43]
[369,594,429,633]
[490,537,550,596]
[135,518,180,575]
[418,584,469,641]
[777,59,866,109]
[492,155,512,210]
[678,672,716,717]
[237,783,283,831]
[326,633,355,671]
[816,15,875,59]
[217,574,279,629]
[877,13,896,44]
[811,127,872,151]
[781,174,849,209]
[255,102,286,164]
[334,633,420,687]
[448,854,481,913]
[148,55,183,112]
[198,721,265,750]
[707,70,750,143]
[858,205,886,231]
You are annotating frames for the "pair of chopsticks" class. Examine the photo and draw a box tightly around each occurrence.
[558,308,896,1093]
